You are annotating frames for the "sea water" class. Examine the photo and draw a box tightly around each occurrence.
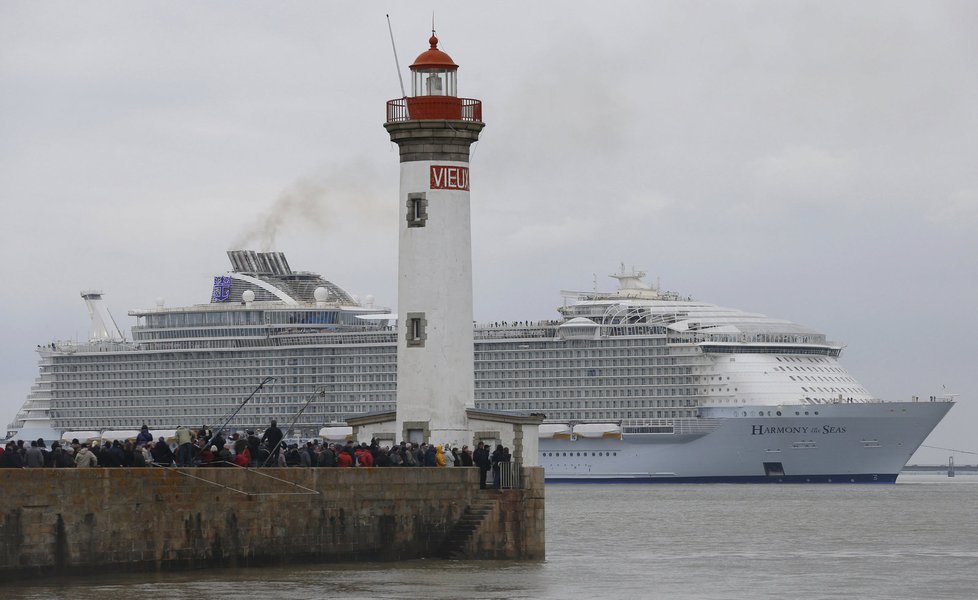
[3,472,976,599]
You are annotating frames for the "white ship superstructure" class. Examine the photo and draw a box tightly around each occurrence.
[8,251,399,437]
[6,256,953,482]
[548,265,872,414]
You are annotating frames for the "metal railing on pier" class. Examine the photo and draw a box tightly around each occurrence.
[492,462,522,489]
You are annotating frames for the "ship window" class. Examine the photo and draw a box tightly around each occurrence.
[406,193,428,228]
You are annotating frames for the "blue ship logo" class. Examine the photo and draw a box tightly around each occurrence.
[212,276,232,302]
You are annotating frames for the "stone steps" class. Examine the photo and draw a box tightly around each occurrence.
[438,498,497,558]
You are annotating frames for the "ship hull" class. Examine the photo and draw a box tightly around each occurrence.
[542,474,900,484]
[539,401,952,483]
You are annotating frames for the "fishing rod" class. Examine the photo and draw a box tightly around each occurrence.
[211,376,276,443]
[260,387,326,468]
[188,376,276,464]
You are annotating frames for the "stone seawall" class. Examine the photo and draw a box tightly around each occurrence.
[0,467,544,581]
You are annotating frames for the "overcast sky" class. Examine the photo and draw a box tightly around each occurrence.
[1,2,975,463]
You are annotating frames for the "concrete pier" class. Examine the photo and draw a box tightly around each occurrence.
[0,467,544,581]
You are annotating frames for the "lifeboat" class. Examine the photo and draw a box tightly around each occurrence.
[61,431,101,444]
[319,425,354,442]
[572,423,622,439]
[538,423,573,439]
[100,429,177,443]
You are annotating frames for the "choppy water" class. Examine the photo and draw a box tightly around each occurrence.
[3,472,976,599]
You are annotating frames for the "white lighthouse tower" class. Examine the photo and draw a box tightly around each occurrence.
[383,34,484,447]
[352,32,539,468]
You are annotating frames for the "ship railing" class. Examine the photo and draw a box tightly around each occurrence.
[139,339,275,351]
[475,320,561,328]
[39,340,135,354]
[473,327,557,340]
[272,332,397,346]
[620,418,721,435]
[138,331,398,350]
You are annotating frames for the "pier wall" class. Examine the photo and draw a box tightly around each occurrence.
[0,467,544,581]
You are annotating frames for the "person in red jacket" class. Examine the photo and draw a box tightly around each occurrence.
[357,446,374,467]
[337,449,354,468]
[234,447,251,467]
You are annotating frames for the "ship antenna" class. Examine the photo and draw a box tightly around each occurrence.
[386,15,408,101]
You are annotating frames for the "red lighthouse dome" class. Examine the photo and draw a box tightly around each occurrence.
[410,35,458,71]
[410,35,458,98]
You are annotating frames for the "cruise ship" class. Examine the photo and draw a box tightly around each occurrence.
[7,250,953,482]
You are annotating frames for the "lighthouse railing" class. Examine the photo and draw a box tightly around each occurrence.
[386,97,482,123]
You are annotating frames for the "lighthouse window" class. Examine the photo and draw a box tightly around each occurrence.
[406,312,427,347]
[413,69,457,97]
[406,193,428,228]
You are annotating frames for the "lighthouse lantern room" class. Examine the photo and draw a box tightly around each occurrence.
[386,34,481,123]
[411,35,457,96]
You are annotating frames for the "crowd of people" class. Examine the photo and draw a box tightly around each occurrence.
[0,420,514,489]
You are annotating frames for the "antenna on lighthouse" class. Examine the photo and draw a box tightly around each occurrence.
[386,14,408,101]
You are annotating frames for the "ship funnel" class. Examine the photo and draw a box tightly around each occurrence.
[80,290,125,342]
[227,250,293,275]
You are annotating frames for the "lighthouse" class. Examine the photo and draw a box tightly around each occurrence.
[352,31,539,467]
[384,34,484,447]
